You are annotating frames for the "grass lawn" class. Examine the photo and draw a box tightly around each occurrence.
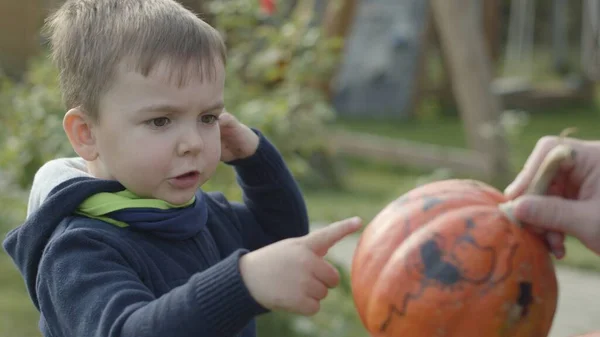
[0,190,41,337]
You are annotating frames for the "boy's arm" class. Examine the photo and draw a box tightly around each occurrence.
[225,130,309,250]
[37,231,267,337]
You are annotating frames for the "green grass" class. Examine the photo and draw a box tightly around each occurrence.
[561,236,600,271]
[0,189,41,337]
[0,259,40,337]
[302,158,428,224]
[336,102,600,166]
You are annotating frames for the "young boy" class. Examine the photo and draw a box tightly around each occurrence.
[2,1,362,336]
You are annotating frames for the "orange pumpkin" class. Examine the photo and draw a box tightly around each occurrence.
[350,142,574,337]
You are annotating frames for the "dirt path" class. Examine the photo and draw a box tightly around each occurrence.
[311,224,600,337]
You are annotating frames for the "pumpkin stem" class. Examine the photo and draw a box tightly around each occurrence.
[499,127,577,226]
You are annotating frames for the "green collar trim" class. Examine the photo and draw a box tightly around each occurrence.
[75,189,195,228]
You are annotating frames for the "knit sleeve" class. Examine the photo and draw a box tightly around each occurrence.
[36,230,267,337]
[225,129,309,251]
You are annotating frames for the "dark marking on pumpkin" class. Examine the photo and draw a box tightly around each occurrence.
[420,239,462,285]
[379,220,520,333]
[517,282,533,318]
[380,286,427,332]
[422,196,444,211]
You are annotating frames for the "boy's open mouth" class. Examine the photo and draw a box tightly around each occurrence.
[175,171,199,179]
[169,171,200,189]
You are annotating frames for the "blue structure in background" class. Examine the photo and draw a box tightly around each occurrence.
[330,0,429,120]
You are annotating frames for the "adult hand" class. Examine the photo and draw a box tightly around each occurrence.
[504,135,600,257]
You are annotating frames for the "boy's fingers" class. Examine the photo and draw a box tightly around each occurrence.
[306,278,329,300]
[312,260,340,288]
[218,111,237,127]
[302,217,362,256]
[297,298,320,316]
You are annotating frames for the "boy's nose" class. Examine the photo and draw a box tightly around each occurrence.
[177,126,204,156]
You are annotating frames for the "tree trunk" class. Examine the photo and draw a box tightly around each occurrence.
[0,0,46,80]
[320,0,359,99]
[431,0,512,184]
[322,0,358,40]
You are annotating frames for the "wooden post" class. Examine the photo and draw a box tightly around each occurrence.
[483,0,500,64]
[427,9,457,112]
[430,0,512,184]
[551,0,571,75]
[407,3,434,119]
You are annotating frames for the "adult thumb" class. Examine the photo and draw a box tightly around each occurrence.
[511,195,592,236]
[303,216,362,256]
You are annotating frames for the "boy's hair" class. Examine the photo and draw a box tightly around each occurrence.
[44,0,227,120]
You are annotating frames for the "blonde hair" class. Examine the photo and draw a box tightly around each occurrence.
[44,0,226,120]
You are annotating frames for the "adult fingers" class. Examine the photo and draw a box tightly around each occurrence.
[512,195,595,238]
[546,231,565,259]
[505,136,576,198]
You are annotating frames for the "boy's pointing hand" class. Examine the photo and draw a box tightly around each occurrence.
[239,217,363,316]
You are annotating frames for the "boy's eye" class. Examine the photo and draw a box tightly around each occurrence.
[149,117,170,127]
[200,114,218,124]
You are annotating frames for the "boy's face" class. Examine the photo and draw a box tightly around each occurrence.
[88,59,225,205]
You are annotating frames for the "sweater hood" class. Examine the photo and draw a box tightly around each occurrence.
[3,158,207,310]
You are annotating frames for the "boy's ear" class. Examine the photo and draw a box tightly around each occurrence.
[63,107,99,161]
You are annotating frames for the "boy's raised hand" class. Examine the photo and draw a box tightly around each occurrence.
[239,217,363,316]
[218,111,260,162]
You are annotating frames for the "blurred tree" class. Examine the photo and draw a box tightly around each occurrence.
[206,0,347,191]
[0,0,45,80]
[178,0,214,24]
[319,0,358,99]
[0,0,348,191]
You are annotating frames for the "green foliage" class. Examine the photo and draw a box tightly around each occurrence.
[0,56,74,189]
[0,2,359,336]
[0,0,344,193]
[207,0,346,191]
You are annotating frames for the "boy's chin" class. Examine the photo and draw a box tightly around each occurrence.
[162,191,198,206]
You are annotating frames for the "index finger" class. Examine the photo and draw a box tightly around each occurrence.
[303,217,362,256]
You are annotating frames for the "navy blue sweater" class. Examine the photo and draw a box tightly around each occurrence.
[2,132,309,337]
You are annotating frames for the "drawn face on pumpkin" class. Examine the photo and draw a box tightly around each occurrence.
[351,179,557,337]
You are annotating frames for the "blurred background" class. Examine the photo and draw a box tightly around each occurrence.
[1,0,600,336]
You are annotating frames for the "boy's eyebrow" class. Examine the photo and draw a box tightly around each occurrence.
[204,102,225,113]
[136,103,185,114]
[136,101,225,114]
